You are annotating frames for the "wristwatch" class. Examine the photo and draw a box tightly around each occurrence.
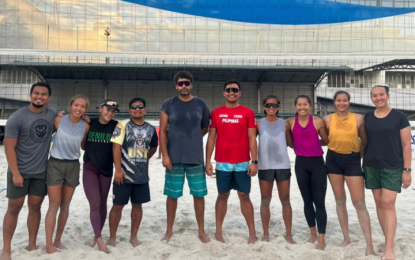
[251,160,258,164]
[404,167,412,172]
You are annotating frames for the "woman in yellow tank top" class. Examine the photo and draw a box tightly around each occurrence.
[323,91,374,256]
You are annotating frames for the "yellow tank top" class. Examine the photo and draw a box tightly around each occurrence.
[328,113,360,154]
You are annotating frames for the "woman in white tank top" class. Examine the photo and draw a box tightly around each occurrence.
[45,95,90,254]
[256,95,295,244]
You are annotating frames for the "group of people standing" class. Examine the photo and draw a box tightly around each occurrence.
[1,71,412,260]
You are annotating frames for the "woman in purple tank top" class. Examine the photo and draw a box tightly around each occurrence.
[287,95,329,250]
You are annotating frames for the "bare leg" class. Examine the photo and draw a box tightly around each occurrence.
[1,197,25,260]
[53,185,76,249]
[328,174,350,246]
[380,189,398,260]
[193,196,210,243]
[45,185,63,254]
[345,176,374,255]
[308,226,318,243]
[26,195,44,251]
[161,197,177,242]
[276,180,295,244]
[372,189,386,253]
[259,179,273,242]
[215,192,230,243]
[237,191,257,244]
[130,203,143,247]
[107,204,124,246]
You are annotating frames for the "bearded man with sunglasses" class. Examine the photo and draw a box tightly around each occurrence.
[159,71,210,243]
[205,80,258,244]
[107,97,158,247]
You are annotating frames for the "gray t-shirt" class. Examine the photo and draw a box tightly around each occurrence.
[5,106,57,175]
[160,96,210,165]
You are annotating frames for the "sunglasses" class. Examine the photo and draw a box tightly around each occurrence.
[100,101,118,107]
[264,103,279,109]
[224,88,240,94]
[130,104,145,110]
[177,81,191,87]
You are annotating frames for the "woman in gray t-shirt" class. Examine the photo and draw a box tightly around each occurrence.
[44,95,90,254]
[256,95,295,244]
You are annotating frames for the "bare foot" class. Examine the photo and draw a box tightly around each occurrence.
[262,234,270,242]
[0,251,11,260]
[248,235,257,244]
[378,248,385,253]
[285,235,296,244]
[25,245,38,251]
[198,232,211,243]
[46,245,59,254]
[106,237,116,247]
[382,249,395,260]
[316,241,325,251]
[161,232,173,243]
[307,235,318,243]
[84,237,97,248]
[366,248,376,256]
[340,238,351,247]
[130,237,142,247]
[96,238,110,253]
[215,233,225,243]
[53,241,65,250]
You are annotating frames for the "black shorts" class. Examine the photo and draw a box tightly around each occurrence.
[326,149,363,177]
[112,182,150,205]
[258,169,291,182]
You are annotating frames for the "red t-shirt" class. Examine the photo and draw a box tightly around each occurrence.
[210,105,256,163]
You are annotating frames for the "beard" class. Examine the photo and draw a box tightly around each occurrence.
[178,90,190,96]
[32,102,45,108]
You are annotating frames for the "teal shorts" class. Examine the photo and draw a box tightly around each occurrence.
[164,164,207,199]
[363,166,403,193]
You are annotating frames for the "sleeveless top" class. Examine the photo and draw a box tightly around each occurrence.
[258,118,291,170]
[292,115,323,157]
[328,113,360,154]
[50,115,87,160]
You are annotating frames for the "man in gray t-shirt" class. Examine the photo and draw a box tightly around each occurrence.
[159,71,210,243]
[1,82,56,260]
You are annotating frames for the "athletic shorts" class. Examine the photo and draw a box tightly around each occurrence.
[6,168,47,199]
[163,164,207,199]
[363,166,403,193]
[258,169,291,182]
[326,150,363,176]
[46,157,80,187]
[216,162,251,194]
[113,182,150,205]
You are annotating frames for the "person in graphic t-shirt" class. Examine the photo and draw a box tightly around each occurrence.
[363,85,412,260]
[205,80,258,244]
[107,97,158,248]
[1,82,57,260]
[159,71,210,243]
[83,99,119,254]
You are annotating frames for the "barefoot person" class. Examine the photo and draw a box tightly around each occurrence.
[159,71,210,243]
[257,95,295,244]
[45,95,90,254]
[363,85,412,260]
[1,82,56,260]
[107,98,158,247]
[83,99,119,253]
[206,80,258,244]
[287,95,329,250]
[323,91,374,255]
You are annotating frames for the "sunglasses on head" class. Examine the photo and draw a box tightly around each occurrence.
[177,81,191,87]
[264,103,279,109]
[225,88,240,94]
[130,104,145,110]
[101,101,118,106]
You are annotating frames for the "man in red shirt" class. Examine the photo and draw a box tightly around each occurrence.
[205,80,258,244]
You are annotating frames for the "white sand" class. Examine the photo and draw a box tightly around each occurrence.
[1,145,415,260]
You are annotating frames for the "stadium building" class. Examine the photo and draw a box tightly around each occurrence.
[1,0,415,119]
